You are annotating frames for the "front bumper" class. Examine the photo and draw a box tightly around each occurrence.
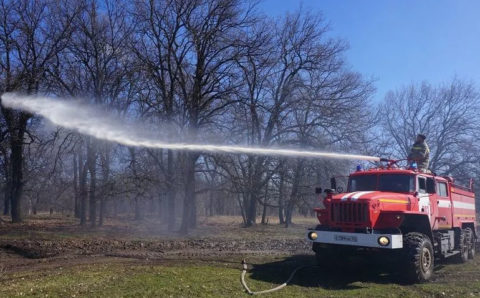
[306,230,403,249]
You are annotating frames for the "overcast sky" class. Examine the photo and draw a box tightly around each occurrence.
[259,0,480,102]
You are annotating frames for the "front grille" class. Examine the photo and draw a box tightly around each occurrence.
[331,202,369,223]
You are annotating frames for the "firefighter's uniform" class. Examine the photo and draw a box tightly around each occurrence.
[408,140,430,171]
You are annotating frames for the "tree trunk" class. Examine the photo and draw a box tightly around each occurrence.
[88,167,96,227]
[158,193,164,219]
[87,140,97,227]
[73,153,80,218]
[33,195,39,215]
[166,150,176,230]
[245,157,266,227]
[208,190,214,217]
[99,151,110,226]
[134,196,144,220]
[237,194,247,225]
[10,131,25,223]
[79,155,88,226]
[3,184,10,216]
[278,170,285,224]
[261,185,269,224]
[285,200,294,228]
[99,194,105,225]
[245,192,257,227]
[261,203,268,224]
[285,160,304,228]
[180,153,197,233]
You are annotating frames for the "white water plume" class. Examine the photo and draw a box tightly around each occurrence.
[0,93,380,162]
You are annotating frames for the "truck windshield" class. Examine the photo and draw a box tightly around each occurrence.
[379,174,415,193]
[348,174,414,193]
[349,175,377,191]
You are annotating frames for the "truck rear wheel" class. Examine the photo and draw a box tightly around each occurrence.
[402,232,434,282]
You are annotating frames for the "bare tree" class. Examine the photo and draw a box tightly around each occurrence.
[50,0,134,226]
[131,0,187,230]
[377,79,480,176]
[217,10,373,226]
[172,0,257,233]
[0,0,79,222]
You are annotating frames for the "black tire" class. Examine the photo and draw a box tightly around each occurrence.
[402,232,434,282]
[457,229,469,263]
[466,228,475,259]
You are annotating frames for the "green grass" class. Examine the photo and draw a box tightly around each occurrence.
[2,257,480,297]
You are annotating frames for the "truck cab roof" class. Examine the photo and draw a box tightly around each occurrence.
[345,166,472,196]
[350,167,440,178]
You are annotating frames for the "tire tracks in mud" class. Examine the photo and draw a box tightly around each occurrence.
[0,238,311,260]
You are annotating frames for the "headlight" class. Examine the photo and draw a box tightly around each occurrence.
[378,236,390,246]
[308,232,318,240]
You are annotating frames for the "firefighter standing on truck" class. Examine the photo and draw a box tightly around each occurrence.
[408,134,430,171]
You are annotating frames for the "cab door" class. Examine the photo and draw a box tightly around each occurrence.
[417,176,436,227]
[435,180,452,229]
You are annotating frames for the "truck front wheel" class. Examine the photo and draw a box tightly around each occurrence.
[402,232,434,282]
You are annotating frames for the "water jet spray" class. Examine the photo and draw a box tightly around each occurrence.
[0,93,380,162]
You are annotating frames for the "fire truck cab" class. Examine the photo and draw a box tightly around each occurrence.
[307,161,477,282]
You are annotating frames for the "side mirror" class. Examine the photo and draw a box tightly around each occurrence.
[330,177,337,190]
[315,187,323,194]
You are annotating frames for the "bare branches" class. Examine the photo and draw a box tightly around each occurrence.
[377,79,480,177]
[0,1,401,228]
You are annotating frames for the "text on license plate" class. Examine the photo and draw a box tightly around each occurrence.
[334,235,358,242]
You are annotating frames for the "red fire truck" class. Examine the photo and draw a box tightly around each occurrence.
[307,160,477,282]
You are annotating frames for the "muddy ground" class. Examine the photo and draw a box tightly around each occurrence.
[0,215,313,274]
[1,215,480,297]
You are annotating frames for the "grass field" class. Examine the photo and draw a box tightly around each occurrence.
[1,215,480,297]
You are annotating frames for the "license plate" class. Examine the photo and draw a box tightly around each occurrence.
[334,235,358,242]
